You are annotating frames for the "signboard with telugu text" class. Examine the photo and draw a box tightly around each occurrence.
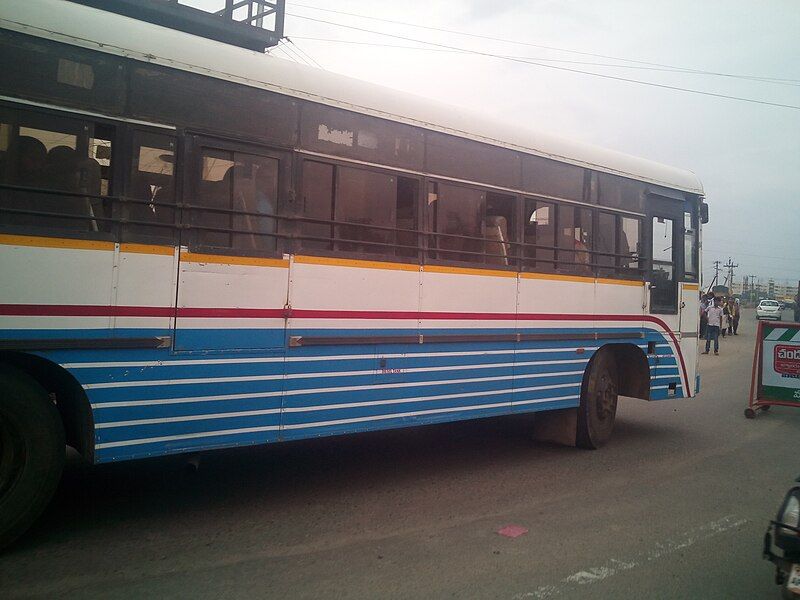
[761,325,800,402]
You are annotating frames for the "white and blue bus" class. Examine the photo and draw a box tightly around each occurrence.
[0,0,706,545]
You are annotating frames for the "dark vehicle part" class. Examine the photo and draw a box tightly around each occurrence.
[764,483,800,597]
[0,364,65,549]
[576,349,618,449]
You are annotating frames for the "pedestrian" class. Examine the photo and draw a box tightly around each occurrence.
[721,298,729,338]
[703,297,723,355]
[730,299,740,335]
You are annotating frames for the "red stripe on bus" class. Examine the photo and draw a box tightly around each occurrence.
[0,304,689,391]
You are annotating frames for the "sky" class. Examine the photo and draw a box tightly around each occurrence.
[190,0,800,288]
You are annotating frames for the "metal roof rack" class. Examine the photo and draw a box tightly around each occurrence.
[66,0,284,52]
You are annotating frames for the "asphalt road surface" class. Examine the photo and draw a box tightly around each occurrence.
[3,309,799,599]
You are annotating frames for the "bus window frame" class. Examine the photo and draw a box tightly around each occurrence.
[181,133,292,259]
[296,156,424,266]
[0,102,120,242]
[424,177,518,272]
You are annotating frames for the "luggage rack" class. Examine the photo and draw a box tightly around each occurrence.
[66,0,285,52]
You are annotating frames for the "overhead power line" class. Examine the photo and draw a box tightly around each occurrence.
[289,2,800,85]
[286,36,326,70]
[290,36,800,87]
[286,12,800,110]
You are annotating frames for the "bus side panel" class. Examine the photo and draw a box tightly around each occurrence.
[413,267,518,421]
[88,252,289,461]
[281,258,421,440]
[514,275,593,412]
[0,238,115,334]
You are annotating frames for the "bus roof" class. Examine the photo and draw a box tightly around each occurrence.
[1,0,704,195]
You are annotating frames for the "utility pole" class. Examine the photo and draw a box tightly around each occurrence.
[722,257,738,288]
[709,260,722,291]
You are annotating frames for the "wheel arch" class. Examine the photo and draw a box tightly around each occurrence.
[595,343,650,401]
[0,352,94,463]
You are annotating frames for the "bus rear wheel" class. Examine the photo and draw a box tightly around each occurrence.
[0,365,65,549]
[576,350,618,449]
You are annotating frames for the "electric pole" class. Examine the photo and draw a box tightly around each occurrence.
[722,257,738,288]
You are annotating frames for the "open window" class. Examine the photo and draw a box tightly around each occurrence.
[523,199,556,272]
[124,130,176,242]
[0,105,114,234]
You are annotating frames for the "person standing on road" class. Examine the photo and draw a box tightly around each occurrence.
[720,298,729,338]
[730,299,740,335]
[703,297,723,355]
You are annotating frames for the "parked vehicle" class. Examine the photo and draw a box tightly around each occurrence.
[764,478,800,598]
[758,300,783,321]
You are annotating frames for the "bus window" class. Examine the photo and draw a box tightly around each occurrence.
[334,166,396,255]
[0,111,107,232]
[523,199,555,272]
[619,216,641,274]
[596,211,616,277]
[126,131,176,242]
[193,148,278,252]
[301,160,335,250]
[557,205,592,275]
[485,193,515,266]
[683,211,698,280]
[396,176,419,258]
[431,182,485,263]
[598,172,645,212]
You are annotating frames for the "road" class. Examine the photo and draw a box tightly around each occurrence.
[2,309,799,599]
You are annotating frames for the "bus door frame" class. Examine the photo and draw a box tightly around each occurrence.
[646,195,685,317]
[174,133,292,352]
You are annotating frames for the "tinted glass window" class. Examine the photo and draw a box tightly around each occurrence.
[299,161,418,258]
[598,173,645,212]
[485,193,516,266]
[619,216,640,273]
[523,199,556,272]
[192,148,278,252]
[596,211,616,276]
[427,132,521,189]
[130,65,297,146]
[300,160,334,250]
[557,205,592,275]
[0,109,111,233]
[683,211,698,280]
[335,166,396,254]
[300,103,424,170]
[0,30,126,115]
[522,155,584,201]
[430,182,485,262]
[125,131,176,241]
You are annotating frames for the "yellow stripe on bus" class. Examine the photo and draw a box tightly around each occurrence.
[0,234,115,252]
[181,251,289,268]
[683,283,700,290]
[424,264,517,278]
[294,254,419,272]
[119,243,174,256]
[521,272,594,284]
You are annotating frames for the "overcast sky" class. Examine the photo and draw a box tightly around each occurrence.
[194,0,800,287]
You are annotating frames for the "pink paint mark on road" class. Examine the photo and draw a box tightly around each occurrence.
[497,525,528,538]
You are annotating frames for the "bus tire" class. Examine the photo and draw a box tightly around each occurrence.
[0,364,65,550]
[576,349,618,449]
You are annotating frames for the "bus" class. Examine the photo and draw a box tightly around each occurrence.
[0,0,706,546]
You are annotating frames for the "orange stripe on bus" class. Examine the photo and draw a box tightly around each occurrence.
[424,264,517,278]
[0,234,114,251]
[181,251,289,268]
[119,243,174,256]
[294,255,419,272]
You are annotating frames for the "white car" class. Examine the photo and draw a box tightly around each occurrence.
[756,300,782,320]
